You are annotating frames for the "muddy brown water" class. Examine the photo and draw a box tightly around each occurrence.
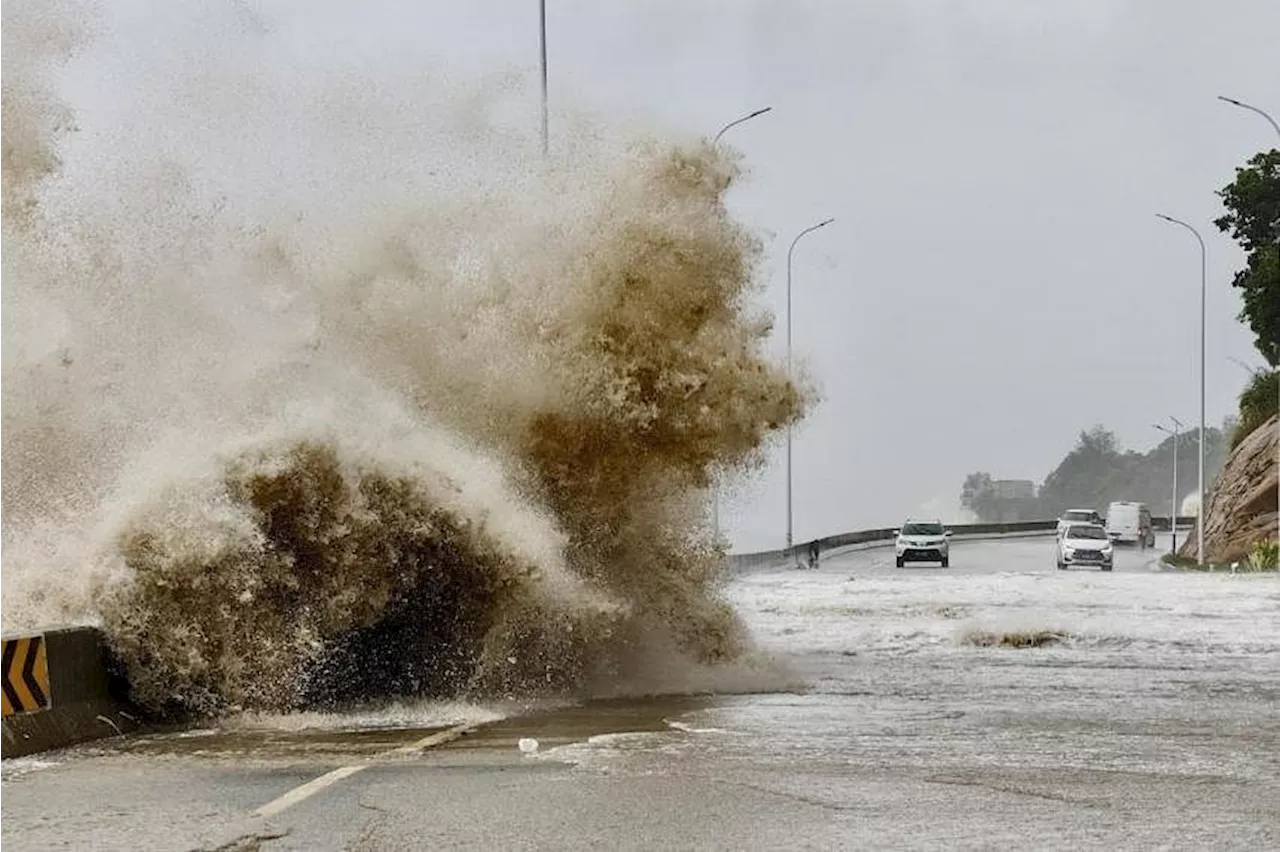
[93,694,719,762]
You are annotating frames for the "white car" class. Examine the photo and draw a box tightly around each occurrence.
[1055,523,1114,571]
[894,520,951,568]
[1057,508,1103,535]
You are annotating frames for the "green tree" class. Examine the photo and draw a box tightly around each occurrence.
[1215,150,1280,366]
[961,425,1230,524]
[960,472,996,520]
[960,472,1041,522]
[1232,368,1280,448]
[1036,424,1227,519]
[1037,426,1123,518]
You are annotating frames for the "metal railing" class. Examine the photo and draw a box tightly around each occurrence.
[727,516,1196,572]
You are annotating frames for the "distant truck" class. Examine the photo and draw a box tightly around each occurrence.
[1105,501,1154,547]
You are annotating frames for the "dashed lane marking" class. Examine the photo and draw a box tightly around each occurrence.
[252,722,473,819]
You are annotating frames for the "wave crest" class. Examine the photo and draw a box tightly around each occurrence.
[1,2,810,717]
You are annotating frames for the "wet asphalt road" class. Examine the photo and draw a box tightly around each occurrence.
[3,534,1278,850]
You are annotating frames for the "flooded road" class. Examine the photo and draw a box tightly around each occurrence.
[4,535,1278,850]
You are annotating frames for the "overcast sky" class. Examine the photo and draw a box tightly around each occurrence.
[59,1,1280,552]
[530,0,1277,550]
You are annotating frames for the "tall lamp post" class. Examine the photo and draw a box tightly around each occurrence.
[1153,417,1185,554]
[1156,213,1207,566]
[1218,95,1280,550]
[538,0,548,156]
[1219,96,1280,139]
[707,107,772,543]
[785,218,835,550]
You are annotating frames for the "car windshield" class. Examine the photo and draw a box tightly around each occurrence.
[1064,511,1094,521]
[1066,525,1106,540]
[903,522,943,536]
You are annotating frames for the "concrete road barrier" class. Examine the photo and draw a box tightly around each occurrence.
[2,627,140,759]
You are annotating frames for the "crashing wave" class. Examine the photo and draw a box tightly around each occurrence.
[1,0,811,716]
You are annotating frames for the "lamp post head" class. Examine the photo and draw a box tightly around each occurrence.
[712,107,773,144]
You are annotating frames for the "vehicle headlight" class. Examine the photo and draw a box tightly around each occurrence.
[1101,543,1113,554]
[1063,547,1074,557]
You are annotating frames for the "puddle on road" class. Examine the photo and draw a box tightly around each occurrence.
[451,694,716,751]
[106,723,457,760]
[98,694,720,762]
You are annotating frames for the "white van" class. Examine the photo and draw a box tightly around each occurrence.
[1105,501,1154,547]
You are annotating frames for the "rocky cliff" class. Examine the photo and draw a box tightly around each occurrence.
[1180,414,1279,563]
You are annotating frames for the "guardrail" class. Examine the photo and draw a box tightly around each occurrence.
[728,516,1196,572]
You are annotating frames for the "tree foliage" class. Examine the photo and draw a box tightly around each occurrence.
[960,472,995,519]
[960,424,1229,523]
[1232,368,1280,449]
[1215,150,1280,367]
[960,471,1040,523]
[1037,425,1226,519]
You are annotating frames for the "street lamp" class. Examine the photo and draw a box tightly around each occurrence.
[538,0,548,156]
[1156,213,1207,566]
[712,107,773,145]
[707,107,771,545]
[1227,356,1268,379]
[785,217,835,550]
[1218,94,1279,550]
[1218,95,1280,139]
[1153,417,1185,554]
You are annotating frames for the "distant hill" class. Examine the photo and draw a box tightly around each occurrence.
[961,424,1228,523]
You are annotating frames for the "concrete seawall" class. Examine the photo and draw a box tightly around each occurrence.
[2,627,140,759]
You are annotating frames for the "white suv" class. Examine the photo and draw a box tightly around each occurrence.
[894,520,951,568]
[1057,508,1103,535]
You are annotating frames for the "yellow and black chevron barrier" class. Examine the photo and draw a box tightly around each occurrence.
[2,634,52,716]
[3,626,142,758]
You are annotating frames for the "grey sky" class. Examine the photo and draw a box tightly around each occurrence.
[527,0,1278,550]
[61,0,1280,552]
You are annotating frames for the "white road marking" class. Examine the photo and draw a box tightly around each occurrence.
[252,722,473,818]
[254,765,367,818]
[385,723,472,755]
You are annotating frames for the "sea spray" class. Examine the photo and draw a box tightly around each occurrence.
[1,0,812,715]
